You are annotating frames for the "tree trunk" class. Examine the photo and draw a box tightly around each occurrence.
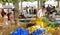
[13,0,19,20]
[58,0,59,8]
[20,0,23,14]
[40,0,43,8]
[57,0,60,8]
[37,0,43,10]
[37,0,39,11]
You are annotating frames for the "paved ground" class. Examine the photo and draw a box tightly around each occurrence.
[0,25,20,35]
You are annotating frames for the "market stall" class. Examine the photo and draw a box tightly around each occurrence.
[10,17,56,35]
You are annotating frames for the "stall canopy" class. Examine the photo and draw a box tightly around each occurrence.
[45,0,58,7]
[4,5,13,9]
[19,1,38,7]
[4,3,14,9]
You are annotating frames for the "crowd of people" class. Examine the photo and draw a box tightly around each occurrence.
[0,8,17,30]
[37,5,57,18]
[23,6,37,14]
[0,4,59,31]
[37,5,60,25]
[20,5,57,18]
[19,6,37,18]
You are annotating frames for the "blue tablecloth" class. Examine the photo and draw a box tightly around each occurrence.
[10,28,29,35]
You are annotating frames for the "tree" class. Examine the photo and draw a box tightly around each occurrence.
[42,0,46,4]
[24,0,28,1]
[12,0,20,20]
[0,0,3,5]
[57,0,59,8]
[2,0,13,5]
[0,0,2,3]
[37,0,39,10]
[37,0,46,10]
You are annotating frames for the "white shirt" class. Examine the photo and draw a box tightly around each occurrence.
[23,10,27,14]
[37,9,46,18]
[27,8,30,14]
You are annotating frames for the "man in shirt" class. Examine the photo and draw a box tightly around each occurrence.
[37,6,46,18]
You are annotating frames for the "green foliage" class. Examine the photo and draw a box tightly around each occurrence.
[8,0,13,3]
[30,0,33,1]
[24,0,28,1]
[49,22,55,28]
[1,0,47,3]
[0,0,2,3]
[2,0,8,2]
[12,0,15,3]
[2,0,14,3]
[23,0,35,2]
[42,0,46,3]
[42,17,49,23]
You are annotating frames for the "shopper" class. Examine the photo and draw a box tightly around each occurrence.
[34,7,37,14]
[45,12,60,25]
[2,13,8,30]
[46,5,51,13]
[45,12,55,22]
[37,6,47,18]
